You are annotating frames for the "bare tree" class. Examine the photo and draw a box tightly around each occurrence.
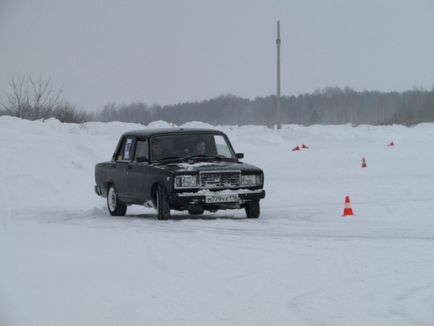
[52,102,89,123]
[1,76,62,120]
[1,77,30,118]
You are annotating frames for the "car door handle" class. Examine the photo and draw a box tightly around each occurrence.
[111,164,116,168]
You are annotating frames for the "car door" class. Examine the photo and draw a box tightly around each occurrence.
[111,136,135,201]
[127,138,155,203]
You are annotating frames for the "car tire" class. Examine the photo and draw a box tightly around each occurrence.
[245,200,260,218]
[156,185,170,220]
[107,184,127,216]
[188,208,204,215]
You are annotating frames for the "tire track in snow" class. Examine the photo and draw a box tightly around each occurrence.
[8,207,434,242]
[389,281,434,326]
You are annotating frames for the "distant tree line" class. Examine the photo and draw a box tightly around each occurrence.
[1,77,433,126]
[95,87,434,126]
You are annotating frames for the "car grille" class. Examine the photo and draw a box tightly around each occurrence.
[199,171,241,189]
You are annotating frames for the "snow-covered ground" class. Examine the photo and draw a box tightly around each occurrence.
[1,116,434,326]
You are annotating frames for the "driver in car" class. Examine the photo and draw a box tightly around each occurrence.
[152,140,164,160]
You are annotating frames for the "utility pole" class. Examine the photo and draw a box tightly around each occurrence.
[276,21,281,129]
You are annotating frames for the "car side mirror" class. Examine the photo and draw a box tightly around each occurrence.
[235,153,244,159]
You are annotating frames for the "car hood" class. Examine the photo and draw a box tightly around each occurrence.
[154,160,262,174]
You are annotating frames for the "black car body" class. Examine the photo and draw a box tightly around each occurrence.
[94,128,265,219]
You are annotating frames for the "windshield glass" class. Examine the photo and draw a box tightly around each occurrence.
[150,133,235,161]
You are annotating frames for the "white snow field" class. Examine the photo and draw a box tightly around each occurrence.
[1,116,434,326]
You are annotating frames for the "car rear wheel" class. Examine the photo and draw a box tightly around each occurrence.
[107,185,127,216]
[245,200,260,218]
[156,185,170,220]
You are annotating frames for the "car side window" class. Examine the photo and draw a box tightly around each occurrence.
[134,139,149,161]
[123,138,133,160]
[214,135,232,157]
[116,137,134,161]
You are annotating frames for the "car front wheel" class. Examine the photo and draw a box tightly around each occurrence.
[107,185,127,216]
[155,185,170,220]
[188,207,204,215]
[245,200,260,218]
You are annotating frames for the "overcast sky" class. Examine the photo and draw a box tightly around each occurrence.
[1,0,434,112]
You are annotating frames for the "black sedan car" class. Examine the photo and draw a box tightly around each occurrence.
[95,128,265,219]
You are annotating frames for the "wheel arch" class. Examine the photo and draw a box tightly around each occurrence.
[103,179,115,197]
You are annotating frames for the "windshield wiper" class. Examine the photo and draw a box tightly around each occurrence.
[158,156,185,162]
[185,154,224,161]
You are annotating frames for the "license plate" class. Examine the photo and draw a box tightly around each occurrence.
[205,194,239,203]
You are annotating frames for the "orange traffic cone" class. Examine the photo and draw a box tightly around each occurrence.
[361,157,367,168]
[342,196,354,216]
[292,145,300,151]
[388,141,395,146]
[301,144,309,149]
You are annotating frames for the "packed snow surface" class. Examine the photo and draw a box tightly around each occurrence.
[1,116,434,326]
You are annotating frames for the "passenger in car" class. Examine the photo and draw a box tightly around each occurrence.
[193,140,206,155]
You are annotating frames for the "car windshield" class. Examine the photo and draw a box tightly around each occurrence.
[150,133,235,161]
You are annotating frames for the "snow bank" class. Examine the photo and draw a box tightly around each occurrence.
[1,116,434,326]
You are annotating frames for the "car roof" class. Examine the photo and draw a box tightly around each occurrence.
[121,128,226,138]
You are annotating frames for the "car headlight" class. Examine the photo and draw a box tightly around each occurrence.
[241,174,262,186]
[174,175,198,188]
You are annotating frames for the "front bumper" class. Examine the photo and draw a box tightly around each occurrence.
[169,188,265,208]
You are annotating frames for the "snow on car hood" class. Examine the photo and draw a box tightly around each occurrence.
[156,161,262,173]
[174,161,227,171]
